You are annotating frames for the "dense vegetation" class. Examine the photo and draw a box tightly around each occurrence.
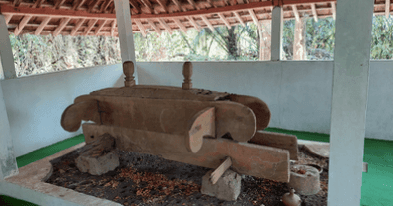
[8,16,392,77]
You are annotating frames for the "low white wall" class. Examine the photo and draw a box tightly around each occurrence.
[137,61,393,141]
[1,64,124,156]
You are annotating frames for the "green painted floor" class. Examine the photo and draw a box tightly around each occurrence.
[1,128,392,206]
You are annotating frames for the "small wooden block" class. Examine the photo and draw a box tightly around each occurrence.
[210,157,232,184]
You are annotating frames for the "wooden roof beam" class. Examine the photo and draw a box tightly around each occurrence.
[140,0,154,14]
[129,0,141,14]
[13,0,22,7]
[4,14,12,24]
[110,19,116,36]
[187,16,201,31]
[207,0,216,8]
[73,0,87,10]
[32,0,45,8]
[291,5,300,22]
[147,19,161,34]
[218,13,231,29]
[157,18,172,34]
[53,17,71,36]
[311,3,318,22]
[101,0,113,13]
[173,18,187,32]
[201,15,215,31]
[331,1,336,20]
[172,0,186,12]
[83,19,98,35]
[35,17,51,35]
[54,0,67,9]
[134,19,147,36]
[14,15,32,35]
[386,0,390,18]
[234,12,245,26]
[248,9,260,29]
[156,0,168,13]
[95,19,108,35]
[187,0,200,10]
[88,0,102,12]
[71,18,85,36]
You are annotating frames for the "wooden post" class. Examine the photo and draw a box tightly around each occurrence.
[328,0,374,205]
[0,15,17,79]
[123,61,135,87]
[270,6,283,61]
[182,62,193,90]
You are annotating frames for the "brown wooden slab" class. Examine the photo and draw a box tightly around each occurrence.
[82,123,290,183]
[187,107,215,153]
[304,143,329,158]
[228,94,271,130]
[74,96,256,142]
[249,131,298,160]
[61,100,100,132]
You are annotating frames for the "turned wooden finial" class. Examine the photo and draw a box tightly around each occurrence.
[123,61,135,87]
[182,61,193,90]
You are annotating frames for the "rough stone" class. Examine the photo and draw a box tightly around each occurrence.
[304,142,330,158]
[289,165,320,195]
[75,134,119,175]
[201,169,241,201]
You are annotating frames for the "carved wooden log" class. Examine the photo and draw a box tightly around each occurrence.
[249,131,298,160]
[82,123,290,183]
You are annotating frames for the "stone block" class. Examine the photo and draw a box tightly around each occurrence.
[201,169,241,201]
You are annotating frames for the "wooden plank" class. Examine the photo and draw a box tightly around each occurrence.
[234,12,245,26]
[140,0,154,13]
[101,0,113,12]
[187,0,199,10]
[172,0,186,12]
[4,14,12,24]
[210,157,232,184]
[83,19,98,35]
[134,19,147,36]
[188,16,201,31]
[156,0,168,13]
[82,123,290,182]
[157,18,172,34]
[249,131,298,160]
[32,0,45,8]
[13,0,22,7]
[88,0,102,12]
[218,13,231,29]
[201,15,215,31]
[292,5,300,22]
[147,19,161,34]
[54,0,67,9]
[70,96,256,142]
[14,15,32,35]
[228,94,271,130]
[53,17,71,36]
[187,107,215,153]
[248,9,260,29]
[71,18,85,36]
[129,0,141,14]
[173,18,187,32]
[73,0,87,10]
[311,3,318,22]
[35,17,51,35]
[331,1,336,20]
[386,0,391,18]
[94,19,108,35]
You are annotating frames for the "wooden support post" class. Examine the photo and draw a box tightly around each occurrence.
[328,0,374,205]
[182,61,192,90]
[293,18,306,60]
[210,157,232,184]
[123,61,135,87]
[0,15,17,79]
[270,6,282,61]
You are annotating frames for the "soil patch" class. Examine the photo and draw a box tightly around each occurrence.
[46,145,328,206]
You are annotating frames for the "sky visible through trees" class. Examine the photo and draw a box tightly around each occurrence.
[7,15,393,77]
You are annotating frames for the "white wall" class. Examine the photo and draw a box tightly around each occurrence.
[0,64,124,156]
[137,61,393,141]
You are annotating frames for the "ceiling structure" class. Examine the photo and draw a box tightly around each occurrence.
[0,0,391,37]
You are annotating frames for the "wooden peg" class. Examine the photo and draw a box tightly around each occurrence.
[182,61,193,90]
[210,156,232,184]
[123,61,135,87]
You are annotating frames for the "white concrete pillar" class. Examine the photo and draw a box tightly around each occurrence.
[270,6,283,61]
[0,81,18,179]
[328,0,374,205]
[0,15,17,79]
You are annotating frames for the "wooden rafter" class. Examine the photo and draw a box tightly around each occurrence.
[110,19,117,36]
[71,18,85,36]
[187,0,200,10]
[54,0,67,9]
[100,0,113,13]
[35,17,51,35]
[207,0,216,8]
[134,19,147,36]
[172,0,186,12]
[140,0,154,14]
[187,16,201,31]
[147,19,161,34]
[234,12,245,26]
[4,14,12,24]
[156,0,168,13]
[72,0,87,10]
[129,0,141,14]
[386,0,391,18]
[218,13,231,29]
[291,5,300,22]
[173,18,187,32]
[13,0,22,7]
[157,18,172,33]
[84,19,98,35]
[53,17,71,36]
[14,15,32,35]
[95,19,108,35]
[88,0,102,12]
[248,9,260,29]
[331,1,336,20]
[201,15,215,31]
[32,0,46,8]
[311,3,318,22]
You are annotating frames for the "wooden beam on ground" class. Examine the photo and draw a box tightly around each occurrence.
[147,19,161,34]
[386,0,391,18]
[140,0,154,14]
[157,18,172,34]
[83,19,98,35]
[172,0,186,12]
[134,19,147,36]
[54,0,67,9]
[201,15,215,31]
[331,1,336,20]
[248,9,260,29]
[187,16,201,31]
[53,17,71,36]
[110,19,117,36]
[187,0,200,10]
[14,15,32,35]
[95,19,108,35]
[156,0,168,13]
[311,3,318,22]
[4,15,12,24]
[218,13,231,29]
[71,18,85,36]
[234,12,245,26]
[35,17,51,35]
[291,5,300,22]
[73,0,87,10]
[173,18,187,32]
[250,131,298,160]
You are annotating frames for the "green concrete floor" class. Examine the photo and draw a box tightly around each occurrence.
[1,128,392,206]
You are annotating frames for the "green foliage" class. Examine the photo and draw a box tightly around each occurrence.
[370,15,393,59]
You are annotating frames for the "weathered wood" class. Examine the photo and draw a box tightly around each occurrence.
[182,61,193,90]
[70,96,256,142]
[210,157,232,184]
[61,100,100,132]
[82,123,290,182]
[123,61,135,87]
[228,94,271,130]
[187,107,215,153]
[249,131,298,160]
